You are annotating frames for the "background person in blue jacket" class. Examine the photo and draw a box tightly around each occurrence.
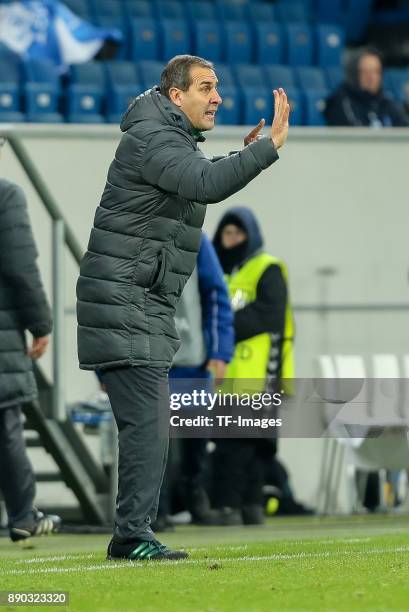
[153,233,234,530]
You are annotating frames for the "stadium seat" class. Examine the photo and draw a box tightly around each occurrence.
[303,90,328,125]
[0,49,21,114]
[27,113,64,123]
[186,1,217,21]
[233,64,265,91]
[63,0,91,19]
[263,65,296,91]
[216,0,247,22]
[105,61,141,120]
[193,21,223,62]
[156,0,185,20]
[295,66,327,92]
[343,0,374,44]
[138,60,165,89]
[285,24,314,66]
[23,58,61,116]
[314,0,343,23]
[247,2,276,24]
[254,23,285,65]
[89,0,124,20]
[326,66,343,91]
[0,111,25,123]
[315,25,345,67]
[92,15,127,59]
[384,68,409,104]
[67,113,105,123]
[286,88,303,125]
[276,0,311,23]
[129,18,159,61]
[223,22,252,64]
[233,64,273,125]
[124,0,154,19]
[216,86,240,125]
[160,19,191,61]
[67,62,106,117]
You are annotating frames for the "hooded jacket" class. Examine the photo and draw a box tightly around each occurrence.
[0,180,52,409]
[213,206,287,343]
[325,50,409,127]
[76,88,279,370]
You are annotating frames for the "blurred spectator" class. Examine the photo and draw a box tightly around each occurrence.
[0,177,60,543]
[153,233,234,530]
[209,206,295,525]
[325,48,409,127]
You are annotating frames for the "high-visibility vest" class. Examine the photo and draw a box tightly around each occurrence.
[224,253,295,394]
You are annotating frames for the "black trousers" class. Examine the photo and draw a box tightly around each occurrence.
[0,405,36,527]
[212,438,266,509]
[102,366,170,542]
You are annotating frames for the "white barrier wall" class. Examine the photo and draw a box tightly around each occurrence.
[1,125,409,509]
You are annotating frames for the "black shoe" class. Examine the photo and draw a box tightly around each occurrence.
[150,515,175,533]
[10,509,62,543]
[241,504,265,525]
[276,498,314,516]
[107,538,188,561]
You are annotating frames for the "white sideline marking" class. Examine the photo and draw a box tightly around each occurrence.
[15,553,96,565]
[4,546,409,576]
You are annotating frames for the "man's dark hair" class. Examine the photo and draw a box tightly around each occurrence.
[160,55,214,98]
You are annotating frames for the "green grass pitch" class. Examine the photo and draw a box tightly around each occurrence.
[1,515,409,611]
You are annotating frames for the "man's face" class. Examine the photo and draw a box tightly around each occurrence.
[170,65,222,131]
[221,224,247,249]
[358,54,382,94]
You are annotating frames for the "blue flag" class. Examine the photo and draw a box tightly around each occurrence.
[0,0,122,72]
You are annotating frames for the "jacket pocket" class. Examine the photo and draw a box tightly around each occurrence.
[150,248,167,292]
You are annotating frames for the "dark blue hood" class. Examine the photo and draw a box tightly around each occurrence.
[213,206,263,265]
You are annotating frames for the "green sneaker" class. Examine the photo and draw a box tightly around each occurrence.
[107,538,188,561]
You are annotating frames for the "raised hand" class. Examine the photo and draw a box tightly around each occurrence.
[244,118,266,146]
[271,88,290,150]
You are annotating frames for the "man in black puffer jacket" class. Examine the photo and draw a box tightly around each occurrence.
[0,178,60,542]
[77,54,290,561]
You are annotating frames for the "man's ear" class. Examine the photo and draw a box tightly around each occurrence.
[168,87,183,107]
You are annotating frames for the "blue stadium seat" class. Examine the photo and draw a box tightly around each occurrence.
[27,113,64,123]
[214,63,236,88]
[216,0,247,22]
[263,65,296,91]
[233,64,272,125]
[67,113,104,123]
[0,112,25,123]
[343,0,374,44]
[286,88,303,125]
[276,0,311,23]
[325,66,343,91]
[186,1,217,21]
[92,16,127,59]
[384,68,409,103]
[223,22,252,64]
[124,0,153,19]
[129,18,159,61]
[0,49,21,113]
[285,24,313,66]
[23,58,60,116]
[315,25,344,67]
[193,21,222,62]
[295,66,327,92]
[156,0,185,20]
[67,62,106,117]
[314,0,343,24]
[303,90,328,125]
[138,60,165,89]
[247,2,276,24]
[160,19,191,61]
[217,86,240,125]
[63,0,91,19]
[89,0,124,20]
[233,64,265,91]
[254,23,284,65]
[105,61,141,121]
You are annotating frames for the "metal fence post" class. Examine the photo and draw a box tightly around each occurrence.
[52,219,65,421]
